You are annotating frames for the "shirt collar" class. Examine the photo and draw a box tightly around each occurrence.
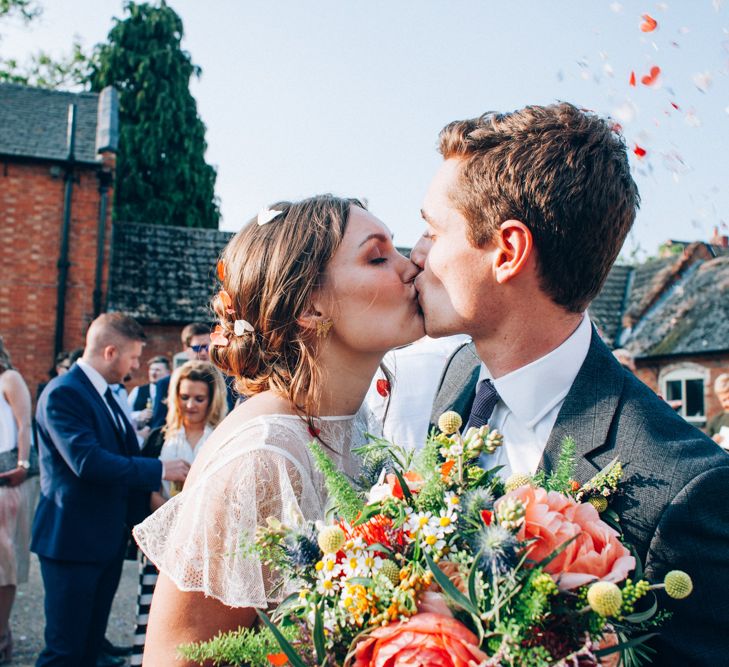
[76,358,110,398]
[477,314,592,428]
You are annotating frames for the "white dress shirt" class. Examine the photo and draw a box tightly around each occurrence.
[77,359,121,429]
[478,315,592,479]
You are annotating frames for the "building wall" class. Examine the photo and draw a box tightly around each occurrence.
[0,157,113,401]
[635,353,729,428]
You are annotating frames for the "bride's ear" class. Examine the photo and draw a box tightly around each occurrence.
[297,292,331,334]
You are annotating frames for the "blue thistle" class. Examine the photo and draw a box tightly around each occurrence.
[471,524,520,576]
[462,487,495,519]
[283,525,321,571]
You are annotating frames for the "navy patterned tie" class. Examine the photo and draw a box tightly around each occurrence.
[104,387,127,435]
[466,379,499,429]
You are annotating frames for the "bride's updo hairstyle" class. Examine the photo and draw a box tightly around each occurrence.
[210,194,365,416]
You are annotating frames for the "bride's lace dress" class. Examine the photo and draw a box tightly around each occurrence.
[133,411,374,609]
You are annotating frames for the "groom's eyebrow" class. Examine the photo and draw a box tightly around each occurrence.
[358,232,392,247]
[420,209,437,227]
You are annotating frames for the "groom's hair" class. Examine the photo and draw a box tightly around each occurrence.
[438,102,640,313]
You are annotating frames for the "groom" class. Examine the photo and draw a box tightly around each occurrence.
[411,103,729,665]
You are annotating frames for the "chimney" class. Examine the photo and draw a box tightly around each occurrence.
[710,226,728,248]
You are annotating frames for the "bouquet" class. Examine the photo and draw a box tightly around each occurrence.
[182,411,692,667]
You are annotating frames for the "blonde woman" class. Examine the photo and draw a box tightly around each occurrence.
[131,360,227,666]
[134,195,423,664]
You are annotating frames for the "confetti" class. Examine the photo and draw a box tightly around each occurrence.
[685,110,701,127]
[634,144,647,158]
[641,66,661,86]
[692,72,713,93]
[640,14,658,32]
[629,70,637,86]
[670,102,680,110]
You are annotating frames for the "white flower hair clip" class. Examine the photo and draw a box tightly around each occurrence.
[234,319,255,336]
[257,207,283,226]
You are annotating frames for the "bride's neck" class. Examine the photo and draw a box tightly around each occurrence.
[314,347,383,417]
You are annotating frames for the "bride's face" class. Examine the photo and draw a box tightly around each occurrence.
[316,207,424,353]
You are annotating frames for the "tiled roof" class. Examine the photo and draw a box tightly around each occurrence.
[107,222,233,323]
[0,83,101,164]
[589,264,631,348]
[624,256,729,357]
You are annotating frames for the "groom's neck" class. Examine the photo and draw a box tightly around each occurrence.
[471,304,583,379]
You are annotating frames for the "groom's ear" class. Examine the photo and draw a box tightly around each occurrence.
[493,220,534,284]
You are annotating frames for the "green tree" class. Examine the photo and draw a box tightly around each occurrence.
[90,1,219,228]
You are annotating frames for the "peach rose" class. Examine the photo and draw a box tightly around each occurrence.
[496,486,635,590]
[348,613,489,667]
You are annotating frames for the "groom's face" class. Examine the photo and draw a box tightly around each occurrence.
[412,159,496,338]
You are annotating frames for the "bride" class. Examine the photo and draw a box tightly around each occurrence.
[134,195,423,664]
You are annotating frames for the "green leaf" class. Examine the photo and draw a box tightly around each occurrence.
[468,553,481,607]
[624,594,658,624]
[313,604,325,665]
[391,468,414,503]
[348,577,375,587]
[594,632,660,658]
[256,610,308,667]
[424,552,479,616]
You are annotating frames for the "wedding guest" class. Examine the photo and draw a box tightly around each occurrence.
[0,337,39,665]
[365,334,469,450]
[130,360,227,665]
[128,355,170,430]
[707,373,729,448]
[32,313,191,667]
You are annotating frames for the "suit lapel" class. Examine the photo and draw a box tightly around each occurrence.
[539,327,625,482]
[71,366,131,454]
[430,342,481,426]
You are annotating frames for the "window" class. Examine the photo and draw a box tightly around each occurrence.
[660,365,707,425]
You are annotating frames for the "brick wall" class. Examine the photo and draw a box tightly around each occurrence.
[0,156,113,401]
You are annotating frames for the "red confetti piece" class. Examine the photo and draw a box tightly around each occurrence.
[629,71,636,87]
[641,66,661,86]
[376,379,391,397]
[634,144,647,158]
[640,14,657,32]
[480,509,493,526]
[610,122,623,133]
[670,102,680,110]
[216,260,225,282]
[308,425,321,438]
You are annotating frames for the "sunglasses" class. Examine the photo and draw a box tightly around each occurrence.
[191,344,209,353]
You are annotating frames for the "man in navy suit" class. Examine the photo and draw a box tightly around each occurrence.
[32,313,191,667]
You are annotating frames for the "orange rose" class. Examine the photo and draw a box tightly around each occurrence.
[497,486,635,590]
[348,613,488,667]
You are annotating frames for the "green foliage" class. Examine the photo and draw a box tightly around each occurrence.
[308,440,364,523]
[533,436,577,493]
[0,0,41,21]
[0,39,93,89]
[179,624,300,667]
[89,1,219,228]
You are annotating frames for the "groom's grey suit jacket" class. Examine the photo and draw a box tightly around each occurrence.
[431,328,729,666]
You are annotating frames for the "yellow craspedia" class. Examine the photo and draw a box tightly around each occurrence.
[380,559,401,587]
[587,581,623,617]
[587,496,609,513]
[504,473,533,493]
[438,411,462,435]
[317,525,345,554]
[664,570,693,599]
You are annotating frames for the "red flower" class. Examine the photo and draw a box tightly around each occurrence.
[480,509,493,526]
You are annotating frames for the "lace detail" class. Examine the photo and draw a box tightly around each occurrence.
[133,409,377,608]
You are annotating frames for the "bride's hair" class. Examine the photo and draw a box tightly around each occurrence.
[210,194,365,416]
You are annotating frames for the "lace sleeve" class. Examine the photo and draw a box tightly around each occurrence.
[133,433,322,609]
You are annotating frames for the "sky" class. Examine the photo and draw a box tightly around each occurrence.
[2,1,728,258]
